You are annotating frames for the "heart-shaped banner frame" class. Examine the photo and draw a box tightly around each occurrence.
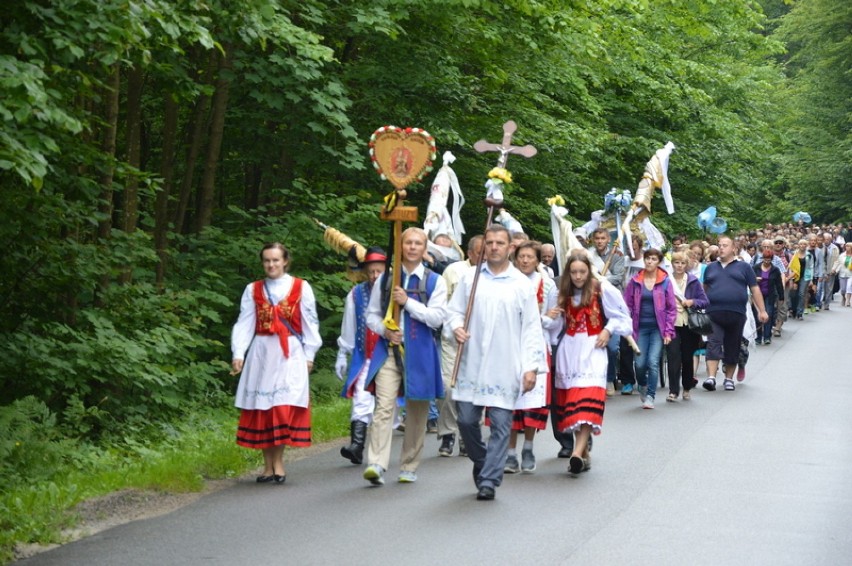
[369,126,437,190]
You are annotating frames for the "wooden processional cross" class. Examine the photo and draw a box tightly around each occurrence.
[450,120,537,386]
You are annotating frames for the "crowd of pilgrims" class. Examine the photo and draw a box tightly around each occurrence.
[229,220,852,498]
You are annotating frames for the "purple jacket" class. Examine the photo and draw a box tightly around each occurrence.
[681,273,710,309]
[624,268,677,340]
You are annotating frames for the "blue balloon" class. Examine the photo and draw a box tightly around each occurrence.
[709,217,728,234]
[697,206,717,230]
[792,211,812,224]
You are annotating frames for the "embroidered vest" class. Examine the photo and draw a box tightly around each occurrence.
[252,278,303,357]
[366,270,443,401]
[565,289,605,337]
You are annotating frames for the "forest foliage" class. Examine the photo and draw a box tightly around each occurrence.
[0,0,849,487]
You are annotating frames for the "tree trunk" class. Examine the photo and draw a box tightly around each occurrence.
[194,47,234,233]
[173,50,217,235]
[97,63,120,242]
[95,63,121,307]
[121,65,144,234]
[245,163,261,210]
[155,93,179,287]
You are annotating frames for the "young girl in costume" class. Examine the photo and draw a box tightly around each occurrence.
[553,252,632,476]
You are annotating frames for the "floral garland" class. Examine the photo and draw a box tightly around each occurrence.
[547,194,565,206]
[487,167,512,184]
[368,125,437,182]
[485,167,512,202]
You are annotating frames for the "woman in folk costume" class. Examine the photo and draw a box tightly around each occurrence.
[231,242,321,484]
[335,247,387,465]
[502,240,559,474]
[554,252,632,476]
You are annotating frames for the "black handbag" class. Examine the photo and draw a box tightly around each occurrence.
[686,307,712,335]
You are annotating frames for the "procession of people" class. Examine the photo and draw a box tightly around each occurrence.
[227,124,851,500]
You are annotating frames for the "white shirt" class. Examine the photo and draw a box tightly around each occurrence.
[448,263,543,410]
[366,262,447,336]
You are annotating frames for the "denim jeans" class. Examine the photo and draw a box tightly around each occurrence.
[758,301,777,342]
[634,324,663,399]
[606,331,619,383]
[790,277,808,318]
[428,401,439,421]
[813,279,824,309]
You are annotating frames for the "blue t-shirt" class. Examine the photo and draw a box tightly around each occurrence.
[703,259,757,315]
[639,286,657,328]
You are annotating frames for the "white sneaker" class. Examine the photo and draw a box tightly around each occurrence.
[642,397,655,410]
[363,464,385,486]
[638,385,648,404]
[397,470,417,483]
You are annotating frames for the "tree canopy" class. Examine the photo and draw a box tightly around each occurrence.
[0,0,848,441]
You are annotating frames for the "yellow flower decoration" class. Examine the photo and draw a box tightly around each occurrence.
[488,167,513,184]
[547,195,565,206]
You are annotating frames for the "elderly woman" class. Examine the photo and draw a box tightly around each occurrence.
[231,242,321,484]
[623,248,677,409]
[665,251,710,401]
[753,249,785,345]
[833,242,852,306]
[788,239,813,320]
[502,240,560,474]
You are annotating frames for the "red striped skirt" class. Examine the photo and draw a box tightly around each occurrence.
[555,386,606,435]
[511,407,549,431]
[236,405,311,449]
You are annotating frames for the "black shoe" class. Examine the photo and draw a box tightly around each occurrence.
[569,456,584,475]
[438,434,454,457]
[256,475,274,483]
[426,418,438,434]
[476,486,495,500]
[458,437,467,457]
[273,474,286,484]
[557,447,572,459]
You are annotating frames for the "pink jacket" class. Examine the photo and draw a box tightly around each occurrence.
[623,268,677,341]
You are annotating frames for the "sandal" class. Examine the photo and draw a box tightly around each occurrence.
[666,393,677,403]
[724,379,735,391]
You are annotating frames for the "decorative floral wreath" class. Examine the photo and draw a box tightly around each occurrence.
[604,188,632,214]
[487,167,513,184]
[368,125,437,182]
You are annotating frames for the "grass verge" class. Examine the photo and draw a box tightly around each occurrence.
[0,387,350,564]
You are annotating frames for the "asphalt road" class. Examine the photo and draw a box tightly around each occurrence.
[17,306,852,566]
